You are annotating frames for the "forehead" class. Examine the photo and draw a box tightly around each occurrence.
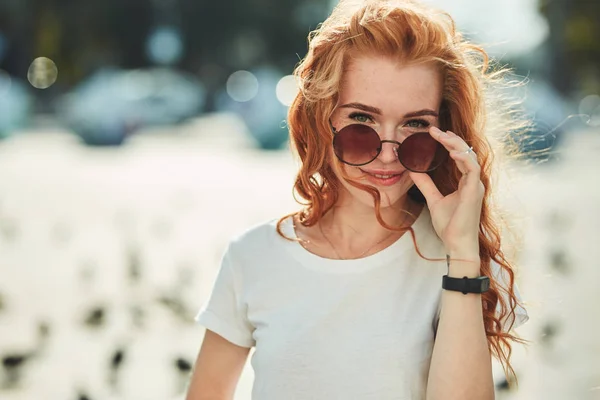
[338,55,443,114]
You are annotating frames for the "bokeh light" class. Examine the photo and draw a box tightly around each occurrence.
[27,57,58,89]
[215,67,290,150]
[226,70,259,102]
[0,69,11,97]
[579,94,600,127]
[146,26,184,65]
[275,75,299,107]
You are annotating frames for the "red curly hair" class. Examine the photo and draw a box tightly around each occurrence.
[276,0,530,385]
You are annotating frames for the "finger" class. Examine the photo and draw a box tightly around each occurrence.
[408,171,443,205]
[450,148,480,172]
[448,149,471,175]
[430,127,479,168]
[430,126,448,142]
[429,126,482,191]
[449,150,482,188]
[430,127,470,152]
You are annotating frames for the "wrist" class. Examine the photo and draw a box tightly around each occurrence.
[445,254,481,278]
[445,242,480,260]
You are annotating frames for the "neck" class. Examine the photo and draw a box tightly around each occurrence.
[320,193,422,255]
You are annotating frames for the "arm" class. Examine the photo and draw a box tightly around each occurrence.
[426,254,494,400]
[411,127,496,399]
[185,329,251,400]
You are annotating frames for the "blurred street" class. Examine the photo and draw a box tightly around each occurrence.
[0,114,298,400]
[0,115,598,399]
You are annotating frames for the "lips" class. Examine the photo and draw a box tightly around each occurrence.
[359,169,403,178]
[359,168,405,186]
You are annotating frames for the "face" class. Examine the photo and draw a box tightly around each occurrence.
[329,54,443,209]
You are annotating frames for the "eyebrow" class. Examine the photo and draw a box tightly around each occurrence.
[339,102,439,118]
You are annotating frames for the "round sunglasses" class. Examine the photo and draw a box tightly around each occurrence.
[329,119,448,173]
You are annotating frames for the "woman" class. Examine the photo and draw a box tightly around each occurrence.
[186,0,529,399]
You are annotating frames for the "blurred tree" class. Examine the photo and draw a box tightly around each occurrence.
[538,0,600,96]
[0,0,331,111]
[0,0,33,79]
[3,0,597,97]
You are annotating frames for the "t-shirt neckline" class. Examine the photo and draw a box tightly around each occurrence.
[278,206,431,274]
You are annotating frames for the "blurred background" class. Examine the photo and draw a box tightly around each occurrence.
[0,0,598,399]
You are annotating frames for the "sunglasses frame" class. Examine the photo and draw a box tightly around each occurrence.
[328,119,447,173]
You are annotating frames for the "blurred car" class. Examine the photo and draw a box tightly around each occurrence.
[56,68,206,146]
[0,72,32,140]
[215,66,290,150]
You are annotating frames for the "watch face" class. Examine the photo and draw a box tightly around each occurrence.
[481,277,490,292]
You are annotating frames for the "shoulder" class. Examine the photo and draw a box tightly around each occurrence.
[226,214,295,261]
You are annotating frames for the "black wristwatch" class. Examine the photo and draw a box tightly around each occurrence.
[442,275,490,294]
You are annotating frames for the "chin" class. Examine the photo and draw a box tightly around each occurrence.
[348,186,410,209]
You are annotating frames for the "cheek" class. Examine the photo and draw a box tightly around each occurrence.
[331,164,365,195]
[343,165,363,178]
[339,166,368,185]
[330,158,359,180]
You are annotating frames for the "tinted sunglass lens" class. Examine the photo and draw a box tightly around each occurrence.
[398,132,448,172]
[333,125,380,166]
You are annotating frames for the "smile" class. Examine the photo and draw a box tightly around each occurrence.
[359,169,404,186]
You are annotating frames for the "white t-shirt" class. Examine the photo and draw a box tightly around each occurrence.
[195,207,529,399]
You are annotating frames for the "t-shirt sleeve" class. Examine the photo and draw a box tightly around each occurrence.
[194,245,255,348]
[491,260,529,331]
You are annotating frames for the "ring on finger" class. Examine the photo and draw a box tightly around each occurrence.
[463,146,474,155]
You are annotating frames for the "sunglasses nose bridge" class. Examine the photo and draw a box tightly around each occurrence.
[378,139,402,163]
[380,139,401,153]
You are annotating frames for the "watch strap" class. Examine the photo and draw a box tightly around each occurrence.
[442,275,490,294]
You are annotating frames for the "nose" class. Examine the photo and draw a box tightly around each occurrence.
[377,140,400,164]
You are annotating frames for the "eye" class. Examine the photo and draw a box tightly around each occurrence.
[348,112,373,123]
[404,119,430,129]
